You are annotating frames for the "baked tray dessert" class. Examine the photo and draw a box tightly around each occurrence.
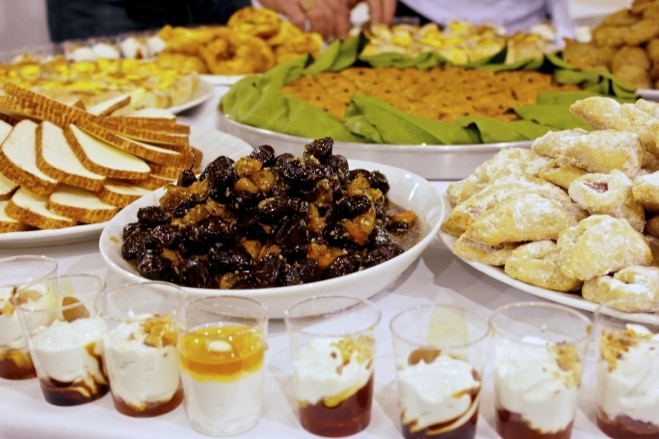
[219,34,638,180]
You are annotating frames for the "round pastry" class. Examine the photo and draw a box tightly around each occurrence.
[633,170,659,212]
[199,28,275,74]
[557,214,653,281]
[504,240,582,292]
[568,169,645,233]
[582,265,659,305]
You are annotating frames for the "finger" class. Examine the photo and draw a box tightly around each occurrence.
[368,0,396,25]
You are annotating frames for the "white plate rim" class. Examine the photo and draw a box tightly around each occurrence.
[217,112,533,152]
[637,89,659,101]
[437,191,599,313]
[167,79,214,114]
[200,74,248,86]
[0,127,253,248]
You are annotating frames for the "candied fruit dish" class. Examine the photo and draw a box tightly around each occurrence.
[120,138,420,289]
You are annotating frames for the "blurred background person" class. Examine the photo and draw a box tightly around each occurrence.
[390,0,575,45]
[46,0,395,43]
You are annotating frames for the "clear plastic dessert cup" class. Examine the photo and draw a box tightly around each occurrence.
[0,255,58,380]
[95,281,186,418]
[594,298,659,439]
[15,273,109,406]
[284,295,381,438]
[489,301,591,439]
[176,295,268,437]
[389,304,489,439]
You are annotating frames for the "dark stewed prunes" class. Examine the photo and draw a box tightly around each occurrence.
[120,138,420,289]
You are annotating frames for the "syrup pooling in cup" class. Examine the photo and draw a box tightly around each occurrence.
[399,347,481,439]
[16,274,109,406]
[293,334,375,437]
[0,255,58,380]
[595,316,659,439]
[96,281,186,417]
[285,295,381,437]
[104,314,183,417]
[489,302,591,439]
[390,305,489,439]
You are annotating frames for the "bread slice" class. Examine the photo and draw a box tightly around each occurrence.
[96,122,190,148]
[64,124,151,180]
[6,187,76,229]
[0,200,30,232]
[0,173,18,201]
[47,185,118,224]
[96,180,152,207]
[0,119,59,196]
[1,84,93,127]
[37,121,106,192]
[73,118,190,166]
[85,94,132,116]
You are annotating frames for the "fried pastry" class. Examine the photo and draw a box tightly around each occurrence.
[645,213,659,238]
[446,147,549,205]
[442,179,586,237]
[568,170,645,232]
[537,160,586,190]
[570,97,659,157]
[531,127,643,178]
[557,214,653,281]
[504,240,582,292]
[633,171,659,212]
[463,192,578,246]
[453,234,517,266]
[582,265,659,304]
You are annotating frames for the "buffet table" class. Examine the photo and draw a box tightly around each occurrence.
[0,87,606,439]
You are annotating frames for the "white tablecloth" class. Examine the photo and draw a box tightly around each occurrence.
[0,87,607,439]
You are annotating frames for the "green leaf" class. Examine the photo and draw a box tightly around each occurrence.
[345,94,479,144]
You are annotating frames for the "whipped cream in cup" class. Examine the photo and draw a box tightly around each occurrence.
[594,298,659,439]
[16,273,109,406]
[0,255,58,380]
[176,295,268,437]
[390,304,488,439]
[95,282,186,417]
[285,295,381,437]
[489,302,591,439]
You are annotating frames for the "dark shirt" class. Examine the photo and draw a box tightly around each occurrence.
[47,0,251,43]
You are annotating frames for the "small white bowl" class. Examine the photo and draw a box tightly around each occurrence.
[99,159,444,318]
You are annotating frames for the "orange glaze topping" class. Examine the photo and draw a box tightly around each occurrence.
[178,325,265,381]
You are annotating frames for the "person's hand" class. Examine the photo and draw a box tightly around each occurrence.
[259,0,396,41]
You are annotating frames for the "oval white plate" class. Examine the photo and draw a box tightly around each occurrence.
[217,112,532,181]
[0,128,252,249]
[638,89,659,102]
[99,159,444,318]
[437,192,598,312]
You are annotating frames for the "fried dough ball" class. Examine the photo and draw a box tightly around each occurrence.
[561,39,613,70]
[158,25,219,57]
[275,32,324,63]
[199,28,275,74]
[611,45,650,72]
[227,6,281,39]
[156,52,209,74]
